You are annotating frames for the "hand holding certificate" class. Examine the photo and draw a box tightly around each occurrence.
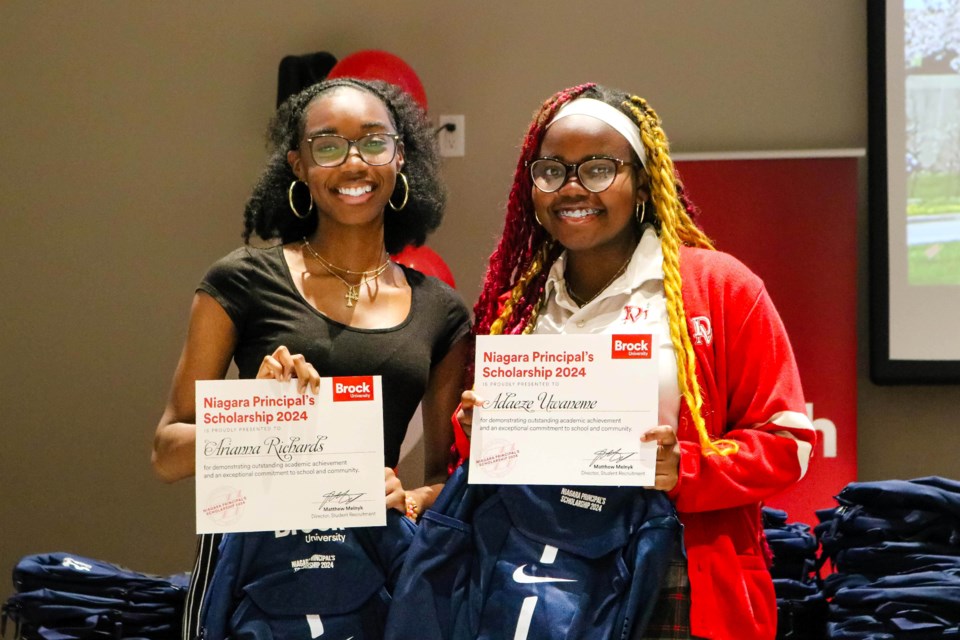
[195,377,385,533]
[469,334,659,486]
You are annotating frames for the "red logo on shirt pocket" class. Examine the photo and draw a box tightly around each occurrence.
[332,376,375,401]
[611,334,652,359]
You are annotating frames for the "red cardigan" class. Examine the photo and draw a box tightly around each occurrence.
[455,247,817,640]
[669,247,816,639]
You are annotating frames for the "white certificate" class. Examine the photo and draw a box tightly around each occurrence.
[470,334,659,486]
[195,377,385,533]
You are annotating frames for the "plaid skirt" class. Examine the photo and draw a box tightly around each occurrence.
[637,552,706,640]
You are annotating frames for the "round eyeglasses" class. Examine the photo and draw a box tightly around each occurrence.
[304,133,401,167]
[528,156,635,193]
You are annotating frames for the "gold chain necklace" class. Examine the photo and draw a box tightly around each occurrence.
[301,239,391,307]
[566,254,633,308]
[301,238,390,276]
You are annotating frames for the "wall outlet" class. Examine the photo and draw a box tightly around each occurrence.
[438,114,465,157]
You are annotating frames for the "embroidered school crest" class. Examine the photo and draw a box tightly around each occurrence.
[622,305,648,323]
[690,316,713,346]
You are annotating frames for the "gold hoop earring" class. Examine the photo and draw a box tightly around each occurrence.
[388,172,409,211]
[533,210,544,227]
[288,180,314,219]
[636,200,646,225]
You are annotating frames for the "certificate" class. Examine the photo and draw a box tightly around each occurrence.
[195,377,385,533]
[470,334,659,486]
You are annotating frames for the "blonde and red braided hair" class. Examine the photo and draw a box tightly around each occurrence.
[471,83,595,338]
[469,84,738,456]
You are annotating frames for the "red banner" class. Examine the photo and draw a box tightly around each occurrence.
[675,156,859,528]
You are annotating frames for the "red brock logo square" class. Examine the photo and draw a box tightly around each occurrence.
[332,376,375,401]
[611,334,652,359]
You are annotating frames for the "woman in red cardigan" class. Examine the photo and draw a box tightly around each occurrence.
[456,83,817,640]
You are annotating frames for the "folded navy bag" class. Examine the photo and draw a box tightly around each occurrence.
[3,553,188,639]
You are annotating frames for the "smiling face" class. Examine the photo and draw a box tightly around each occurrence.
[532,114,647,260]
[287,86,404,231]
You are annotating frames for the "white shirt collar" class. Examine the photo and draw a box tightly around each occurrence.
[544,225,663,311]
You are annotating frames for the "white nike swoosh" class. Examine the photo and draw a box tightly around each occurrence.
[512,565,577,584]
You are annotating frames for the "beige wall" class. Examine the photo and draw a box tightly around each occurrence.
[1,0,956,599]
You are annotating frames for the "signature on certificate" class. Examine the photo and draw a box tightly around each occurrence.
[590,448,637,467]
[319,490,366,509]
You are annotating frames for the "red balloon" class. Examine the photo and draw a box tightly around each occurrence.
[392,245,456,288]
[327,50,429,111]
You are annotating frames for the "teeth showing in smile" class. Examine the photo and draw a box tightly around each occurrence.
[337,185,374,197]
[557,208,600,219]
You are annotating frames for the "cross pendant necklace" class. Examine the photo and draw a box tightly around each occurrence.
[344,285,360,307]
[301,240,391,308]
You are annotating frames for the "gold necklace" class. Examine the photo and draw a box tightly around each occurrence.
[301,239,391,307]
[301,238,390,276]
[566,254,633,308]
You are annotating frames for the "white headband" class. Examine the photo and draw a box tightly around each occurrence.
[547,98,647,169]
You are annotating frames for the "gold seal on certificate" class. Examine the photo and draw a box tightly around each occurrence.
[195,377,385,533]
[470,334,659,486]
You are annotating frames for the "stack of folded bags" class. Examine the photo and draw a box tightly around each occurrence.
[815,476,960,639]
[2,552,188,640]
[762,506,827,639]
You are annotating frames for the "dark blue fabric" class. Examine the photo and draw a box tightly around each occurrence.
[198,511,414,640]
[762,507,825,639]
[1,595,179,640]
[772,578,820,600]
[762,507,789,528]
[829,569,960,616]
[836,477,960,520]
[817,504,960,556]
[12,553,188,603]
[765,526,818,580]
[827,605,960,639]
[384,463,680,640]
[834,541,960,577]
[776,594,827,640]
[3,553,187,639]
[6,588,177,622]
[878,606,960,635]
[817,477,960,639]
[825,611,896,639]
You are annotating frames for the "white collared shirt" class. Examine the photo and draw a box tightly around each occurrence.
[534,226,681,428]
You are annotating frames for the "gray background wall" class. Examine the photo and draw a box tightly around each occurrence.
[1,0,956,600]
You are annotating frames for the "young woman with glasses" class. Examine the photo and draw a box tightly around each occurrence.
[455,83,817,639]
[152,78,470,638]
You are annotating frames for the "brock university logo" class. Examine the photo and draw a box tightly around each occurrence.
[331,376,374,402]
[611,334,652,359]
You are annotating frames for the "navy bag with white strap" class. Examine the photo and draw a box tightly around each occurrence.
[198,510,414,640]
[384,463,681,640]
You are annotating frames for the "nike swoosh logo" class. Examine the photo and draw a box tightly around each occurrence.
[512,565,577,584]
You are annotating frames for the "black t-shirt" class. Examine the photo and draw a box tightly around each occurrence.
[198,244,471,467]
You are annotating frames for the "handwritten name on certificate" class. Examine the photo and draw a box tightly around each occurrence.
[470,334,659,486]
[195,377,385,533]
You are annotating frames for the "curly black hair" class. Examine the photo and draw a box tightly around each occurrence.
[242,78,445,254]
